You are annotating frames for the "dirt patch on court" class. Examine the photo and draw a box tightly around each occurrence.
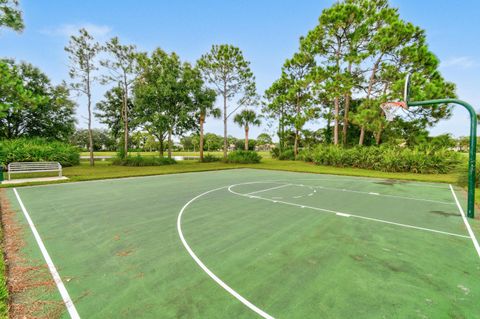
[374,179,408,186]
[428,210,459,217]
[0,189,64,318]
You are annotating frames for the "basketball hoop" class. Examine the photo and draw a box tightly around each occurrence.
[380,74,411,122]
[380,101,407,122]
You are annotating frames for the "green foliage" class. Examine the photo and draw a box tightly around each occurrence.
[306,145,459,174]
[0,138,80,167]
[226,150,262,164]
[135,48,201,156]
[203,133,223,151]
[235,139,256,151]
[278,149,296,161]
[95,87,136,139]
[0,60,76,140]
[0,0,24,32]
[112,154,176,166]
[457,158,480,188]
[270,147,280,159]
[270,147,296,160]
[233,109,261,128]
[198,44,257,157]
[70,128,116,151]
[201,153,221,163]
[256,133,272,146]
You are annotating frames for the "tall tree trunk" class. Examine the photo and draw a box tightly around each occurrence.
[167,129,172,159]
[294,128,299,159]
[278,105,284,156]
[199,113,205,162]
[375,124,383,145]
[159,135,164,157]
[359,57,382,146]
[342,62,352,146]
[333,39,341,146]
[333,96,340,145]
[294,96,301,157]
[325,104,333,144]
[123,79,129,159]
[244,125,249,151]
[359,128,365,146]
[87,78,94,166]
[223,83,228,161]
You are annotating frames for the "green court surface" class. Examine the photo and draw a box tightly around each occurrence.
[5,169,480,318]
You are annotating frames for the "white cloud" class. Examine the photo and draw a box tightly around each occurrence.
[40,23,112,39]
[441,56,480,69]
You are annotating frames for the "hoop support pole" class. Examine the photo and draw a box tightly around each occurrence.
[408,99,477,218]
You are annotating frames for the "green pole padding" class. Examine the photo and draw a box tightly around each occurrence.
[408,99,477,218]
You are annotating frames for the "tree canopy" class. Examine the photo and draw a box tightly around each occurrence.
[0,59,76,140]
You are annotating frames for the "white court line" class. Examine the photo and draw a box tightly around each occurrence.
[307,184,454,205]
[449,185,480,258]
[13,188,80,319]
[228,185,469,239]
[246,183,291,195]
[177,186,275,319]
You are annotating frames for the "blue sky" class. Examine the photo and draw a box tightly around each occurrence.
[1,0,479,139]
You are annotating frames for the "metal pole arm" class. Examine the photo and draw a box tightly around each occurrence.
[408,98,477,218]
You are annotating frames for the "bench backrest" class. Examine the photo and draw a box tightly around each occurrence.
[8,162,62,172]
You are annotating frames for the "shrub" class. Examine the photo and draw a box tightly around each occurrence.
[112,154,176,166]
[270,147,296,160]
[308,145,459,174]
[201,154,221,163]
[278,149,296,161]
[0,138,80,167]
[298,149,313,162]
[226,150,262,164]
[457,158,480,187]
[270,147,280,159]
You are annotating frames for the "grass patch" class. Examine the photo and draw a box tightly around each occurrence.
[0,158,460,188]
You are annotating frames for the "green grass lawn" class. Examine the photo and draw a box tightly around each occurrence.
[4,169,480,318]
[2,158,459,185]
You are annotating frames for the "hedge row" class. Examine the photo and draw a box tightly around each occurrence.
[0,138,80,167]
[226,150,262,164]
[112,155,176,166]
[302,145,460,174]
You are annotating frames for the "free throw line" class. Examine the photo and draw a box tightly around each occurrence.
[246,183,291,195]
[449,185,480,258]
[13,188,80,319]
[228,184,469,239]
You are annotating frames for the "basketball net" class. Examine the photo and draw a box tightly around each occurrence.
[380,101,407,122]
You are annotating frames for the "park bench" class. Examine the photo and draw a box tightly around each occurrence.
[7,162,62,180]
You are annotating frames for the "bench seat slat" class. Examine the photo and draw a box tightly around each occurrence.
[7,162,62,180]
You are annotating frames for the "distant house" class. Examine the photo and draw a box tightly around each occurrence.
[256,143,275,151]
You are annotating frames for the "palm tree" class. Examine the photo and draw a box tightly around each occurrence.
[234,109,262,150]
[194,87,220,161]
